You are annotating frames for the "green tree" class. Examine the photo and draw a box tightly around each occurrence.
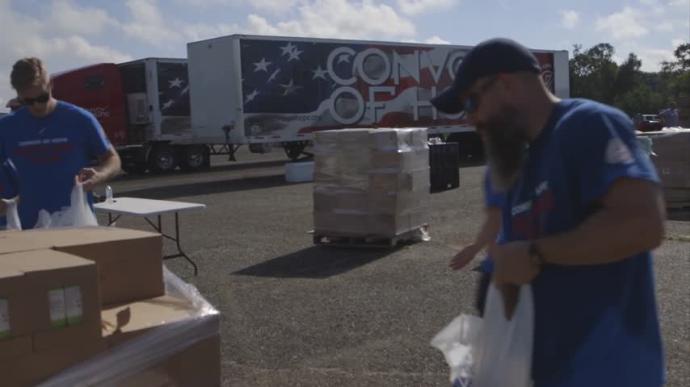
[569,43,618,104]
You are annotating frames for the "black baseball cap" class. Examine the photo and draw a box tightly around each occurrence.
[431,38,541,114]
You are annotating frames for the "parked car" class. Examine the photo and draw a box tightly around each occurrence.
[635,114,664,132]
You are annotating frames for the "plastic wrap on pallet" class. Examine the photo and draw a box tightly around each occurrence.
[313,128,430,238]
[37,267,220,387]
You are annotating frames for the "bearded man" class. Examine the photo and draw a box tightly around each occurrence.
[432,38,665,387]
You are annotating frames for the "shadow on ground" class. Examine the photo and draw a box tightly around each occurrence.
[233,245,398,279]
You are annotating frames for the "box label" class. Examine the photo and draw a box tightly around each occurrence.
[65,286,83,325]
[48,288,67,328]
[0,299,9,338]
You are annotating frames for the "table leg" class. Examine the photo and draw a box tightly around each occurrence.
[173,212,199,276]
[107,213,121,226]
[144,213,199,276]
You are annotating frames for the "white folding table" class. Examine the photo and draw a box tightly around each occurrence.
[94,197,206,275]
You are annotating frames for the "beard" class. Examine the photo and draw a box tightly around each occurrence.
[479,107,529,190]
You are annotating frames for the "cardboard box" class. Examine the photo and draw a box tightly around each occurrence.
[101,295,200,347]
[2,334,105,387]
[114,335,221,387]
[0,250,102,351]
[0,335,32,360]
[101,295,220,386]
[0,266,32,337]
[0,227,164,305]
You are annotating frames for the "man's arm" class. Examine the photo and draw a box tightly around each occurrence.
[449,207,501,270]
[78,147,122,191]
[538,178,665,265]
[491,178,665,285]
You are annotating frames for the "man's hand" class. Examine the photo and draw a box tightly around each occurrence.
[490,241,540,285]
[77,168,107,191]
[449,243,481,271]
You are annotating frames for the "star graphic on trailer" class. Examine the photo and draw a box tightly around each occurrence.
[312,66,328,80]
[338,54,351,63]
[253,58,271,72]
[169,78,183,88]
[267,69,281,83]
[280,42,296,57]
[280,79,302,96]
[245,90,259,103]
[162,100,174,110]
[287,49,303,62]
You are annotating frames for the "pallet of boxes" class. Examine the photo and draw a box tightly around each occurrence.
[639,128,690,208]
[0,227,220,387]
[312,128,431,247]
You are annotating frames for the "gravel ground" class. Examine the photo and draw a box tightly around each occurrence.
[104,149,689,387]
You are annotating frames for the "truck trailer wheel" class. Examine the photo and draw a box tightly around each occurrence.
[148,144,177,173]
[180,145,209,171]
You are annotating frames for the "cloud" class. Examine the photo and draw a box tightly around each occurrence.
[0,1,131,112]
[121,0,183,47]
[245,0,416,40]
[174,0,297,13]
[636,47,675,71]
[654,21,674,32]
[560,10,579,29]
[595,7,648,40]
[50,0,118,35]
[425,35,450,44]
[396,0,455,15]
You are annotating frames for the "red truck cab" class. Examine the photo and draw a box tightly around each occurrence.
[51,64,128,146]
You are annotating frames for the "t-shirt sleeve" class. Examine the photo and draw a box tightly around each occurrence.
[483,169,506,208]
[561,107,659,207]
[81,110,111,158]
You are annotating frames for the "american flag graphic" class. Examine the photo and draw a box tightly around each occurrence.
[239,38,555,139]
[240,39,466,139]
[157,62,191,117]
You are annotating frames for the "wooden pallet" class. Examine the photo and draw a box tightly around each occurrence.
[313,225,429,248]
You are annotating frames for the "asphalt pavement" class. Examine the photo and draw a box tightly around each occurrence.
[104,148,689,387]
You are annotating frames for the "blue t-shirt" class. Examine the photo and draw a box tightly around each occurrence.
[0,102,111,229]
[479,169,505,272]
[500,99,663,387]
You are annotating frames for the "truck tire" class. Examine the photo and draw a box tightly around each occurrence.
[148,144,177,173]
[180,145,209,171]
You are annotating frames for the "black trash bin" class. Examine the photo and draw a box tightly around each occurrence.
[429,142,460,192]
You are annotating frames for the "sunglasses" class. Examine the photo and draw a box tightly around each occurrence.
[21,92,50,106]
[463,77,499,114]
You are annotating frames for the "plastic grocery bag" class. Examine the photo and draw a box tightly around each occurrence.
[431,284,534,387]
[2,197,21,230]
[34,181,98,228]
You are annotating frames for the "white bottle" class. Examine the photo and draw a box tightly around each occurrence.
[105,185,114,204]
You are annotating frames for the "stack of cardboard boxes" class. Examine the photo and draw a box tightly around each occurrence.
[640,129,690,207]
[0,227,220,386]
[313,128,430,238]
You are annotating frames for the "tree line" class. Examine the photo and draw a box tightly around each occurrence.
[569,42,690,122]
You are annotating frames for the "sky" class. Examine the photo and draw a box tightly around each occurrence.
[0,0,688,112]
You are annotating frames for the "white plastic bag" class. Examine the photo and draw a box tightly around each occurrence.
[33,181,98,229]
[2,197,21,230]
[431,284,534,387]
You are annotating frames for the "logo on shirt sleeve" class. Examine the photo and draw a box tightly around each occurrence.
[605,137,634,165]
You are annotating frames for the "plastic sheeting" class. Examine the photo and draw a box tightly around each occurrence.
[38,267,220,387]
[313,128,430,237]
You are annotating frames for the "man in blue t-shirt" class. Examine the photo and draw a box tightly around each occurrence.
[433,38,665,387]
[0,57,121,229]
